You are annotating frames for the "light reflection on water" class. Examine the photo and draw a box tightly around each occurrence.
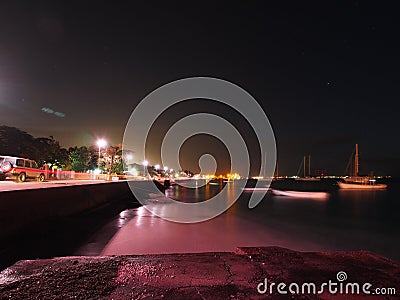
[118,210,129,228]
[103,180,399,261]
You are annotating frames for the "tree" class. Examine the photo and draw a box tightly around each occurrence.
[35,136,69,167]
[0,126,37,158]
[102,146,124,174]
[112,159,124,174]
[68,146,92,172]
[87,146,99,170]
[0,126,69,167]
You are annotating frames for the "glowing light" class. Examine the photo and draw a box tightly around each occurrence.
[96,139,107,172]
[226,172,240,180]
[97,139,107,148]
[164,166,168,171]
[155,164,160,170]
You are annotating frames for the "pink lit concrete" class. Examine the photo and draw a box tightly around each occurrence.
[1,247,398,299]
[103,206,326,256]
[0,179,114,192]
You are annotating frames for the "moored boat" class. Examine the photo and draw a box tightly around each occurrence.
[268,178,330,199]
[338,181,387,189]
[271,189,329,199]
[339,144,387,190]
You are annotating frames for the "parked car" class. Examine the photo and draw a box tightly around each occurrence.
[0,156,45,182]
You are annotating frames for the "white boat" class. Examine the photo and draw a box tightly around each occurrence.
[338,182,387,189]
[339,144,387,190]
[271,189,329,199]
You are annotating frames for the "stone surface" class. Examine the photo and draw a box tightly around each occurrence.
[0,247,399,299]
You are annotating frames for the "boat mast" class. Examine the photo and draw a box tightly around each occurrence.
[355,144,359,177]
[264,153,267,178]
[303,155,306,178]
[308,155,311,177]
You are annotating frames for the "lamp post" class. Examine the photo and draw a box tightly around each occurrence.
[142,160,149,177]
[97,139,107,173]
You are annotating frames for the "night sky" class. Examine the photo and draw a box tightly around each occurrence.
[0,1,399,175]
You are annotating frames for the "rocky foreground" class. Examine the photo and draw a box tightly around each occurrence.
[0,247,399,299]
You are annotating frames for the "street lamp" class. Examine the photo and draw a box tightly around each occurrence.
[142,160,148,177]
[97,139,107,172]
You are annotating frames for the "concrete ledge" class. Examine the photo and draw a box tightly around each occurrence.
[0,247,398,299]
[0,181,135,240]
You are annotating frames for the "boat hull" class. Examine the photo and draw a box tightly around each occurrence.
[338,182,387,189]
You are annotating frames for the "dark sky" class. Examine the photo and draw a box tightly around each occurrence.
[0,1,399,175]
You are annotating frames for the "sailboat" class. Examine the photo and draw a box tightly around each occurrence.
[295,155,320,181]
[338,144,387,189]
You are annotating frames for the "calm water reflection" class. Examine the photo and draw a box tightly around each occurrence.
[98,180,399,261]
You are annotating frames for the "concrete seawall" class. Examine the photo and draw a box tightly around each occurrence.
[0,181,140,240]
[1,247,398,299]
